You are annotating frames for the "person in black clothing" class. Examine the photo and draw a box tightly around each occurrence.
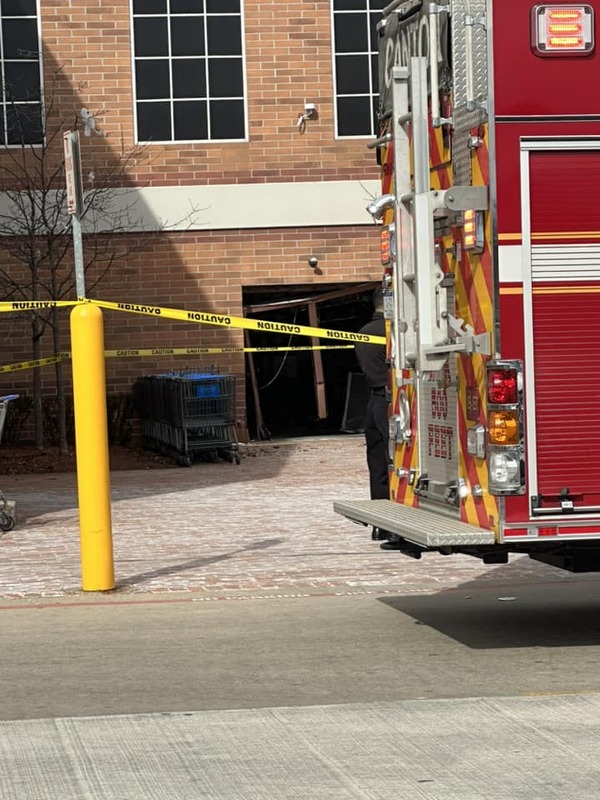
[355,288,389,507]
[355,288,412,552]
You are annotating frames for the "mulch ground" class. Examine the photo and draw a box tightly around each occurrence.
[0,444,179,475]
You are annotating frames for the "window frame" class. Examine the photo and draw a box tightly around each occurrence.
[0,0,44,148]
[330,0,384,140]
[130,0,249,146]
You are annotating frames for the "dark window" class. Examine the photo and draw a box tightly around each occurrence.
[333,0,365,9]
[206,0,239,11]
[137,102,171,142]
[172,59,206,98]
[171,0,204,12]
[1,0,37,15]
[336,95,372,137]
[6,102,42,144]
[334,13,368,53]
[206,16,241,56]
[332,0,386,138]
[0,2,42,144]
[4,61,40,101]
[209,99,244,139]
[208,58,243,98]
[3,18,38,58]
[135,60,170,100]
[174,100,208,139]
[335,55,370,94]
[132,1,246,142]
[134,18,169,57]
[170,17,205,56]
[132,0,167,13]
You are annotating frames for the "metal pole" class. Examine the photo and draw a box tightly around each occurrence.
[70,303,114,591]
[63,130,86,298]
[72,212,85,299]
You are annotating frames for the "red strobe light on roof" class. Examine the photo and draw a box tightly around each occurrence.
[532,5,595,56]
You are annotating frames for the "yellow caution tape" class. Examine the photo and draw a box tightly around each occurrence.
[0,297,385,345]
[1,345,354,374]
[84,298,385,345]
[246,345,354,353]
[0,356,61,374]
[102,345,354,357]
[0,301,76,311]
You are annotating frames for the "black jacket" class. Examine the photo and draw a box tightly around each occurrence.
[355,313,387,389]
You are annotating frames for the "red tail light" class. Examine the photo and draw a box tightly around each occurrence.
[487,361,525,495]
[487,368,518,405]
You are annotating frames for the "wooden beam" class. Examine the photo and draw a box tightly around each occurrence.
[244,330,270,440]
[308,301,327,420]
[244,281,378,314]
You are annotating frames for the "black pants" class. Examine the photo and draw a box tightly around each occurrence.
[365,392,389,500]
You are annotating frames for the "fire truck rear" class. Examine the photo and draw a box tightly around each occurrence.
[335,0,600,572]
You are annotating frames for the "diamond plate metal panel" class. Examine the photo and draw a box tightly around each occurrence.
[450,0,489,186]
[333,499,495,546]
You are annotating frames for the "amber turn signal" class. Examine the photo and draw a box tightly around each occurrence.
[488,410,520,446]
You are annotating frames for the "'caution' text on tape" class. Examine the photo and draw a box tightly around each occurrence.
[85,299,385,345]
[0,297,385,345]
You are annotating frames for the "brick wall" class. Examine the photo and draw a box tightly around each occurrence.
[0,225,380,439]
[34,0,377,186]
[0,1,383,442]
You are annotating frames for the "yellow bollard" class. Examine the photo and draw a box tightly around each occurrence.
[70,304,115,591]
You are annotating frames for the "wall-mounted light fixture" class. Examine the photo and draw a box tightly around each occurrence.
[297,102,318,134]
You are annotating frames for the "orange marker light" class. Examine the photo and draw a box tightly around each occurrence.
[381,227,391,265]
[488,410,520,446]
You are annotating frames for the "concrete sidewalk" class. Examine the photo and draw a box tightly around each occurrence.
[2,694,600,799]
[0,436,571,598]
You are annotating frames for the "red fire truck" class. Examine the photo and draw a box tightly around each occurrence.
[335,0,600,572]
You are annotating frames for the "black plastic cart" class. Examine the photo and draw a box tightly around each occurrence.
[134,372,239,466]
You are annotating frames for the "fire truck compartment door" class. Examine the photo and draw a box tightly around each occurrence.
[333,500,494,547]
[522,139,600,515]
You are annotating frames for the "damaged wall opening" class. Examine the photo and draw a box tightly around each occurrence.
[243,282,377,440]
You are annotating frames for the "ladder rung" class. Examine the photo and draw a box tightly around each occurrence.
[400,193,413,205]
[397,112,412,126]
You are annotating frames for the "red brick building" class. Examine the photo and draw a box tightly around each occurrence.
[0,0,386,441]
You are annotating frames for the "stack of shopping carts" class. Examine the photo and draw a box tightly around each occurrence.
[134,372,239,466]
[0,395,18,533]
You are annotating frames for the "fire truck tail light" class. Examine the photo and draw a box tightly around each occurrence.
[489,450,524,494]
[532,5,594,56]
[487,368,518,404]
[486,361,525,495]
[488,410,520,446]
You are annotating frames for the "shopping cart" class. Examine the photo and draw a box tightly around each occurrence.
[134,372,239,466]
[0,394,18,533]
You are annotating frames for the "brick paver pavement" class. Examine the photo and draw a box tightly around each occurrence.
[0,435,566,598]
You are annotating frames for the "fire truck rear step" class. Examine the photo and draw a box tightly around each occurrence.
[333,500,495,548]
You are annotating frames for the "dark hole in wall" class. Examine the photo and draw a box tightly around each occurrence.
[243,283,375,440]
